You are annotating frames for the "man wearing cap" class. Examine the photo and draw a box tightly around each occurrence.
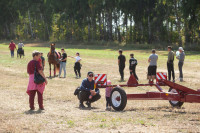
[167,46,175,82]
[176,47,185,82]
[78,72,101,109]
[148,49,158,83]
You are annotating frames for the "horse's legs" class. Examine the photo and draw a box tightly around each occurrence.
[49,64,51,77]
[54,64,56,77]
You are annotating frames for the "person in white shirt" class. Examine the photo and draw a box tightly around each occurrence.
[18,41,24,49]
[68,52,82,78]
[17,41,25,56]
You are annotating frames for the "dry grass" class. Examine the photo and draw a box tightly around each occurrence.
[0,43,200,133]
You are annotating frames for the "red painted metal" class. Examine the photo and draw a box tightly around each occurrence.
[97,74,200,104]
[161,79,200,94]
[127,75,138,86]
[127,92,180,101]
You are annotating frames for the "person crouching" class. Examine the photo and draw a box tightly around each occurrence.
[79,72,101,109]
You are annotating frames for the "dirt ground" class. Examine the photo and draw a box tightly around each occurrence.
[0,43,200,133]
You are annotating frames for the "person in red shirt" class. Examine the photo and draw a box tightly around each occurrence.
[9,40,16,58]
[27,51,48,110]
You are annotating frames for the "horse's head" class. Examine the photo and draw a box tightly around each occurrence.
[50,43,55,53]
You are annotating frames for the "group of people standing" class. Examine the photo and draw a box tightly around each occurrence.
[117,46,185,83]
[25,44,185,111]
[58,48,82,79]
[8,40,24,58]
[118,49,139,82]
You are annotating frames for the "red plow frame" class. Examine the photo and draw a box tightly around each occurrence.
[97,74,200,111]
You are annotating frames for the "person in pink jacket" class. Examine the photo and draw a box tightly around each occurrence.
[105,80,113,111]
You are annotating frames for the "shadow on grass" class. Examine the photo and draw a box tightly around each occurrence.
[46,75,59,79]
[125,106,200,114]
[24,109,44,115]
[75,106,100,111]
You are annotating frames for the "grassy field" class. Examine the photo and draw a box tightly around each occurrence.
[0,42,200,133]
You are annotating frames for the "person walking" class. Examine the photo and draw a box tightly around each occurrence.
[176,47,185,82]
[9,40,16,58]
[148,49,158,84]
[129,53,138,80]
[167,46,175,82]
[59,48,67,78]
[118,49,126,81]
[27,51,48,110]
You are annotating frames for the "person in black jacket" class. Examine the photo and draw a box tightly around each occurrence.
[78,72,101,109]
[129,54,138,80]
[118,49,126,81]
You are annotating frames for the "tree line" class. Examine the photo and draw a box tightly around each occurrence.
[1,0,200,47]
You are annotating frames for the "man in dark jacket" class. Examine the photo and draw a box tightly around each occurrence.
[129,54,138,80]
[118,49,126,81]
[79,72,101,109]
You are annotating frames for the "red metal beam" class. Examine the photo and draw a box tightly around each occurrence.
[185,94,200,103]
[127,92,181,101]
[161,79,200,94]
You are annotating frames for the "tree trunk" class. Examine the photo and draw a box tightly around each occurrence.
[174,0,182,46]
[98,13,102,40]
[130,16,133,43]
[88,18,91,41]
[5,23,10,39]
[108,9,113,41]
[28,10,34,39]
[148,13,151,44]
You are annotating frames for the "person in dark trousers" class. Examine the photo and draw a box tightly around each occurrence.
[41,52,45,71]
[118,49,126,81]
[129,54,138,80]
[176,47,185,82]
[68,52,82,79]
[79,72,101,109]
[167,46,175,82]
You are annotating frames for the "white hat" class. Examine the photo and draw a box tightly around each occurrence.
[179,47,184,51]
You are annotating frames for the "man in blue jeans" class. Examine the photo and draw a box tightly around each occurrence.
[59,48,67,78]
[176,47,185,82]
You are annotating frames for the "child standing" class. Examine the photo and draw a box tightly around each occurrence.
[129,53,138,80]
[69,52,82,78]
[105,80,113,111]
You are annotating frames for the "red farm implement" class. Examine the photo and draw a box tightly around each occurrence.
[95,73,200,111]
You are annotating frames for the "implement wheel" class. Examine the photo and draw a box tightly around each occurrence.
[168,88,184,107]
[111,87,127,111]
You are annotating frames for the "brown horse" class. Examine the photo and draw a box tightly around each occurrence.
[47,43,60,77]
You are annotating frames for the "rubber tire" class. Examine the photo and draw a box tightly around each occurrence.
[168,88,184,107]
[110,87,127,111]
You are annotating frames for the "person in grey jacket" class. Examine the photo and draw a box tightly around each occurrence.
[176,47,185,82]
